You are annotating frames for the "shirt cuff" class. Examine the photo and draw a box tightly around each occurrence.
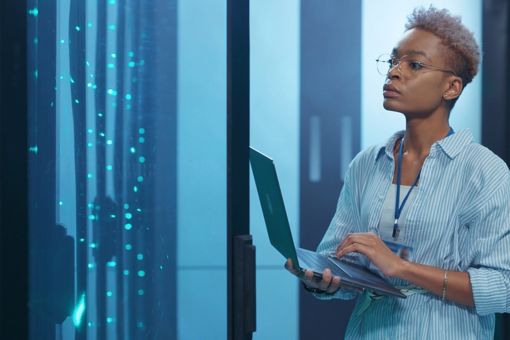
[312,287,358,301]
[468,267,508,315]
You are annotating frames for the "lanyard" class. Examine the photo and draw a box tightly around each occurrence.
[392,128,454,240]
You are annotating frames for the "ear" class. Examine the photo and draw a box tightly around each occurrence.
[442,76,463,101]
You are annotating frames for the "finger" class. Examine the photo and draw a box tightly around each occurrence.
[337,235,377,257]
[326,275,341,294]
[318,268,332,291]
[338,243,373,258]
[337,233,354,254]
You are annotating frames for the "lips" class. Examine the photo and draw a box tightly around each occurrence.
[383,84,401,98]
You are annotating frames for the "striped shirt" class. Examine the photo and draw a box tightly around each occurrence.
[316,129,510,339]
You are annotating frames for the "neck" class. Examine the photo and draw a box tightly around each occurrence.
[402,116,450,157]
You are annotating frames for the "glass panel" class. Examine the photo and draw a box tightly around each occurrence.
[27,1,226,339]
[250,1,300,339]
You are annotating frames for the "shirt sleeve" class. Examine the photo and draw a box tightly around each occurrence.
[313,159,364,301]
[466,175,510,316]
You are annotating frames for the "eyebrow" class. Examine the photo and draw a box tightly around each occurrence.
[391,48,431,60]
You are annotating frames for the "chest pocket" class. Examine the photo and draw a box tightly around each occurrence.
[406,189,464,268]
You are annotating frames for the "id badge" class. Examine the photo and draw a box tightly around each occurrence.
[382,239,414,261]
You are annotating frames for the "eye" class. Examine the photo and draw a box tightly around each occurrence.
[408,60,425,71]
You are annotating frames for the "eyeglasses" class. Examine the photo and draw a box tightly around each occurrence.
[375,54,456,77]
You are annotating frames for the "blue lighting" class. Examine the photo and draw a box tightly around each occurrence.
[72,294,86,327]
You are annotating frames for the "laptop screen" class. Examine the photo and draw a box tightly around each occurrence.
[249,147,300,269]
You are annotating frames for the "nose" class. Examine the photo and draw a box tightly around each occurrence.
[387,62,401,80]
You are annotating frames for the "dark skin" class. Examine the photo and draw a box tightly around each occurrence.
[286,28,474,307]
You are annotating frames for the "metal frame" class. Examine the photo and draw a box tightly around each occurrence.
[227,0,256,339]
[0,0,29,338]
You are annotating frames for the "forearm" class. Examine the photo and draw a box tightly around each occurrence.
[398,260,474,307]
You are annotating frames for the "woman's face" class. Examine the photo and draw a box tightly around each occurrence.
[382,28,457,117]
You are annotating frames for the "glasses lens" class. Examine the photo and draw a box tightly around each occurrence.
[376,54,392,76]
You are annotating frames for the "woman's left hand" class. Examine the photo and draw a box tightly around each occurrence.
[336,232,405,278]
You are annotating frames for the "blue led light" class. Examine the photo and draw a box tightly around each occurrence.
[28,145,39,154]
[106,291,113,297]
[125,243,132,250]
[123,270,130,276]
[28,8,39,17]
[124,223,132,230]
[125,212,133,219]
[137,253,144,260]
[107,261,117,268]
[130,147,136,154]
[125,93,132,100]
[139,128,145,134]
[137,270,146,278]
[72,294,86,327]
[138,137,145,144]
[137,176,143,182]
[138,156,145,164]
[138,289,144,296]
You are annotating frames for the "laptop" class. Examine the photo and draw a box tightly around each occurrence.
[249,147,405,298]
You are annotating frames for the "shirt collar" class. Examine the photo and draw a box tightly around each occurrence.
[374,128,473,162]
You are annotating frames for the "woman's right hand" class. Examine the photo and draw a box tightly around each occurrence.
[284,258,342,294]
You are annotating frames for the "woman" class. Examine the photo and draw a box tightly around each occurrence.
[286,6,510,339]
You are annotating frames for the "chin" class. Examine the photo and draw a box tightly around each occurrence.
[383,100,404,113]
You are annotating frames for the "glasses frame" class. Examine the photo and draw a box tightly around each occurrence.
[376,53,457,77]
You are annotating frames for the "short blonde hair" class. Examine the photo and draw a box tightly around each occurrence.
[405,6,480,88]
